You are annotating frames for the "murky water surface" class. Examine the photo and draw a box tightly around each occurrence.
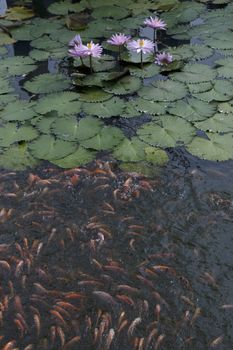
[0,0,233,349]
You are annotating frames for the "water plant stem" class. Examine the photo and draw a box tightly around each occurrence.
[153,29,158,53]
[80,57,84,65]
[118,46,121,61]
[140,51,143,69]
[89,55,93,73]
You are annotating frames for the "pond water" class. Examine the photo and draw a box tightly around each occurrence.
[0,0,233,349]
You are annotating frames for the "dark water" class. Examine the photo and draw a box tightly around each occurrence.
[0,151,233,349]
[0,0,233,349]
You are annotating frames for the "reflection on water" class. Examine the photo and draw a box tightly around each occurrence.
[0,152,232,349]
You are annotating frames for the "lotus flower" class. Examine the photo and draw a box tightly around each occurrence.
[144,17,167,30]
[68,45,89,58]
[155,52,173,66]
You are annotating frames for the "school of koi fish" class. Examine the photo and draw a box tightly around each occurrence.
[0,160,231,350]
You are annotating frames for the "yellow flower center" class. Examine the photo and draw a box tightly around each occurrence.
[139,39,145,47]
[87,42,92,49]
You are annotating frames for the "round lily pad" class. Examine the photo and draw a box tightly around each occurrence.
[138,80,187,102]
[103,76,142,95]
[137,116,196,148]
[81,126,124,150]
[82,97,125,118]
[0,123,38,147]
[24,74,70,94]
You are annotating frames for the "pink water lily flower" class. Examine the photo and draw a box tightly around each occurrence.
[69,34,82,47]
[155,52,173,66]
[107,33,131,46]
[127,39,154,54]
[144,16,167,30]
[80,41,103,58]
[68,44,89,58]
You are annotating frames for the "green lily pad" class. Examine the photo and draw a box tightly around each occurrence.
[121,51,154,64]
[171,63,216,83]
[145,146,169,165]
[82,97,125,118]
[195,113,233,133]
[0,101,37,121]
[216,57,233,79]
[131,98,167,115]
[193,80,233,102]
[24,73,70,94]
[52,116,103,141]
[48,0,84,15]
[103,76,141,95]
[138,80,187,102]
[34,92,81,116]
[91,5,129,19]
[0,32,16,46]
[29,134,77,160]
[0,78,14,94]
[137,116,195,148]
[0,56,37,76]
[78,88,112,102]
[51,146,96,168]
[129,64,160,78]
[0,123,38,147]
[113,137,146,162]
[0,144,38,170]
[187,133,233,161]
[31,114,58,134]
[187,82,212,94]
[218,102,233,114]
[168,98,216,122]
[4,6,34,21]
[81,126,124,150]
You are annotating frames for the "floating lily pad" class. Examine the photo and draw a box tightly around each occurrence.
[145,146,169,165]
[193,80,233,102]
[138,80,187,102]
[31,114,58,134]
[129,64,160,78]
[0,78,14,94]
[216,57,233,79]
[131,98,167,115]
[103,76,141,95]
[4,6,34,21]
[0,56,37,76]
[34,92,81,116]
[0,123,38,147]
[0,32,16,45]
[78,88,112,102]
[187,133,233,161]
[24,74,70,94]
[113,137,146,162]
[121,51,154,64]
[52,116,103,141]
[48,0,84,15]
[51,146,96,168]
[195,113,233,133]
[82,97,125,117]
[29,135,77,160]
[81,126,124,150]
[168,98,216,122]
[91,5,129,19]
[137,116,195,148]
[171,63,216,83]
[0,101,37,121]
[218,102,233,114]
[0,144,38,170]
[187,82,212,94]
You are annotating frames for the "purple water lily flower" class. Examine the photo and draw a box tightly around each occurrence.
[69,34,82,47]
[68,44,89,58]
[127,39,154,55]
[127,39,154,68]
[144,16,167,30]
[80,41,103,58]
[107,33,131,46]
[107,33,131,60]
[155,52,173,66]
